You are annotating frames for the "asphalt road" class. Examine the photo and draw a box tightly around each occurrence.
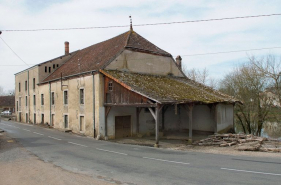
[0,120,280,185]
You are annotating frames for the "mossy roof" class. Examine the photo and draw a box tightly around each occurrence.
[101,70,240,104]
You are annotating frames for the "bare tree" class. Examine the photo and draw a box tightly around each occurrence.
[219,63,270,136]
[249,55,281,105]
[183,67,218,89]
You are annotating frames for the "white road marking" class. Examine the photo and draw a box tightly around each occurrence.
[33,132,44,136]
[48,136,62,141]
[96,148,128,156]
[143,157,190,165]
[75,135,83,138]
[14,126,20,129]
[22,129,31,132]
[68,142,88,147]
[221,168,281,176]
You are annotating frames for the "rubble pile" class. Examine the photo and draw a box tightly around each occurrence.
[194,133,281,153]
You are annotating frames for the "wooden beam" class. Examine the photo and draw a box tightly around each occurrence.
[148,107,156,120]
[104,103,157,107]
[155,104,160,147]
[154,104,164,147]
[136,107,141,133]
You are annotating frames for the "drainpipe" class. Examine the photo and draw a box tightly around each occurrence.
[28,70,30,123]
[49,82,52,127]
[92,71,96,138]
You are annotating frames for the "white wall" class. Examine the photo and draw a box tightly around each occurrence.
[216,103,234,132]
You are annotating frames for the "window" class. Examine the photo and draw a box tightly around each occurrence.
[41,114,44,124]
[41,94,44,105]
[51,92,55,105]
[34,114,36,124]
[19,97,21,107]
[16,101,18,111]
[25,96,27,106]
[19,83,21,92]
[33,78,35,89]
[53,64,55,69]
[64,115,68,128]
[108,82,113,91]
[57,64,59,67]
[80,116,84,132]
[45,66,47,72]
[33,95,36,106]
[25,81,27,91]
[49,67,51,73]
[80,89,84,104]
[64,91,68,105]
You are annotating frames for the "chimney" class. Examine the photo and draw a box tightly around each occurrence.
[64,41,69,55]
[176,55,182,69]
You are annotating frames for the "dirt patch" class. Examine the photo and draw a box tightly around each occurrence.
[0,132,113,185]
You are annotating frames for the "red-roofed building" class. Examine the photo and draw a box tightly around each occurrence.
[0,96,15,113]
[15,28,239,145]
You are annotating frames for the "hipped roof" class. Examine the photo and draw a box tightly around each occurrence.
[101,70,240,104]
[43,30,171,83]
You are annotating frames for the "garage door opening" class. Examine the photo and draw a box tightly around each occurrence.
[115,116,131,139]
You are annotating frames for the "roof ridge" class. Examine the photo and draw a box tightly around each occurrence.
[125,30,132,47]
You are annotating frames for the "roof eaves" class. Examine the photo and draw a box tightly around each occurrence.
[40,70,95,85]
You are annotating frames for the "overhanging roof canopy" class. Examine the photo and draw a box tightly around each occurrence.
[101,70,240,104]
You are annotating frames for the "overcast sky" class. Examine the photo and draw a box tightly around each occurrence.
[1,0,281,92]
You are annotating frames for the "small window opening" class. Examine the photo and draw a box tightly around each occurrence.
[45,66,47,72]
[33,78,35,89]
[49,67,51,73]
[53,64,55,69]
[57,64,59,67]
[108,82,113,91]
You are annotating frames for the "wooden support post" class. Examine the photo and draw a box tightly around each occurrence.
[136,107,140,133]
[104,106,111,140]
[161,106,166,130]
[188,104,194,144]
[155,104,160,147]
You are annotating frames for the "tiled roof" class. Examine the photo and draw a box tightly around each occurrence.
[0,96,15,107]
[101,70,240,104]
[43,30,171,82]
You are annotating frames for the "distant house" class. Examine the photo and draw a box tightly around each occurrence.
[15,26,239,145]
[0,96,15,113]
[260,88,281,107]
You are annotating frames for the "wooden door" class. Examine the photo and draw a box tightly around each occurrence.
[115,116,131,138]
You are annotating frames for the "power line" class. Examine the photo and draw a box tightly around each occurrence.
[1,46,281,67]
[0,36,30,67]
[1,13,281,32]
[181,46,281,57]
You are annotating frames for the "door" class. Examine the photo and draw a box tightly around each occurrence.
[64,115,68,128]
[19,113,21,122]
[115,116,131,138]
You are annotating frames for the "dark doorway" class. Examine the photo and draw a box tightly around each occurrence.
[115,116,131,139]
